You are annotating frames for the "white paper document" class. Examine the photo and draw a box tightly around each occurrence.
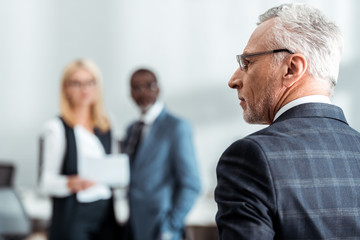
[79,153,130,188]
[77,184,111,203]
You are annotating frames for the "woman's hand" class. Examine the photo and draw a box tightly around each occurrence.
[67,175,95,193]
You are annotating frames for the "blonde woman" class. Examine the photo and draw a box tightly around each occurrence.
[39,59,121,240]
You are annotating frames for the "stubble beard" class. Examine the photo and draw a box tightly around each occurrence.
[243,79,277,125]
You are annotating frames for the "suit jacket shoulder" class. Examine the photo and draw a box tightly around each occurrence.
[216,103,360,239]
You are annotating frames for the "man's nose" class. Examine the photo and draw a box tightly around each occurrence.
[228,67,243,89]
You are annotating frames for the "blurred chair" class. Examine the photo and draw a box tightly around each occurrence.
[38,137,44,184]
[0,188,32,240]
[35,136,52,233]
[0,163,15,187]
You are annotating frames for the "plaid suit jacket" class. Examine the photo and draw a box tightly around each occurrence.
[215,103,360,239]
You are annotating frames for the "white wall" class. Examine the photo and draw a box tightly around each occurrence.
[1,0,359,196]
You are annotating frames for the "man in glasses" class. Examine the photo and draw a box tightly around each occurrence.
[215,3,360,239]
[123,68,201,240]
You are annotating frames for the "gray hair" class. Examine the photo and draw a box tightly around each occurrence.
[258,3,343,92]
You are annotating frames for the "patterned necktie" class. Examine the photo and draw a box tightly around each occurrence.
[127,121,145,161]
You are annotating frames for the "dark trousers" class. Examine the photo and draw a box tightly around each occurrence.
[49,198,122,240]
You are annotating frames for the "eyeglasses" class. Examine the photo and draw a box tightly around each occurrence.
[131,82,158,93]
[67,79,96,89]
[236,48,294,71]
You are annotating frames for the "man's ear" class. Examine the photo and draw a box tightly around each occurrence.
[282,53,307,88]
[155,86,160,98]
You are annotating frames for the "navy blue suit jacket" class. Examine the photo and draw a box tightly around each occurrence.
[125,108,201,240]
[215,103,360,239]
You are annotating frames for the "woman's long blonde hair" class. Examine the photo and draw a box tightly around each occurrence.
[60,59,110,132]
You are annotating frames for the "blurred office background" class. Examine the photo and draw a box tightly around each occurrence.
[1,0,359,238]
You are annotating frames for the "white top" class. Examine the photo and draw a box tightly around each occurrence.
[273,95,332,122]
[39,118,112,202]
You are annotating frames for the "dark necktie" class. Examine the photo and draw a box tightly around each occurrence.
[127,121,145,161]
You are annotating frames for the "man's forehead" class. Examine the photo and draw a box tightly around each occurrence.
[243,18,275,53]
[131,73,156,84]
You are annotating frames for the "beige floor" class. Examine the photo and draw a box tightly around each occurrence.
[25,232,47,240]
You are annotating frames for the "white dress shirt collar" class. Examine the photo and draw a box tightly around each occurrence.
[140,101,164,125]
[273,95,332,122]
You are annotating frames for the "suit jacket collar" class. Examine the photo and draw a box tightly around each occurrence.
[274,95,331,121]
[140,101,164,125]
[273,103,348,125]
